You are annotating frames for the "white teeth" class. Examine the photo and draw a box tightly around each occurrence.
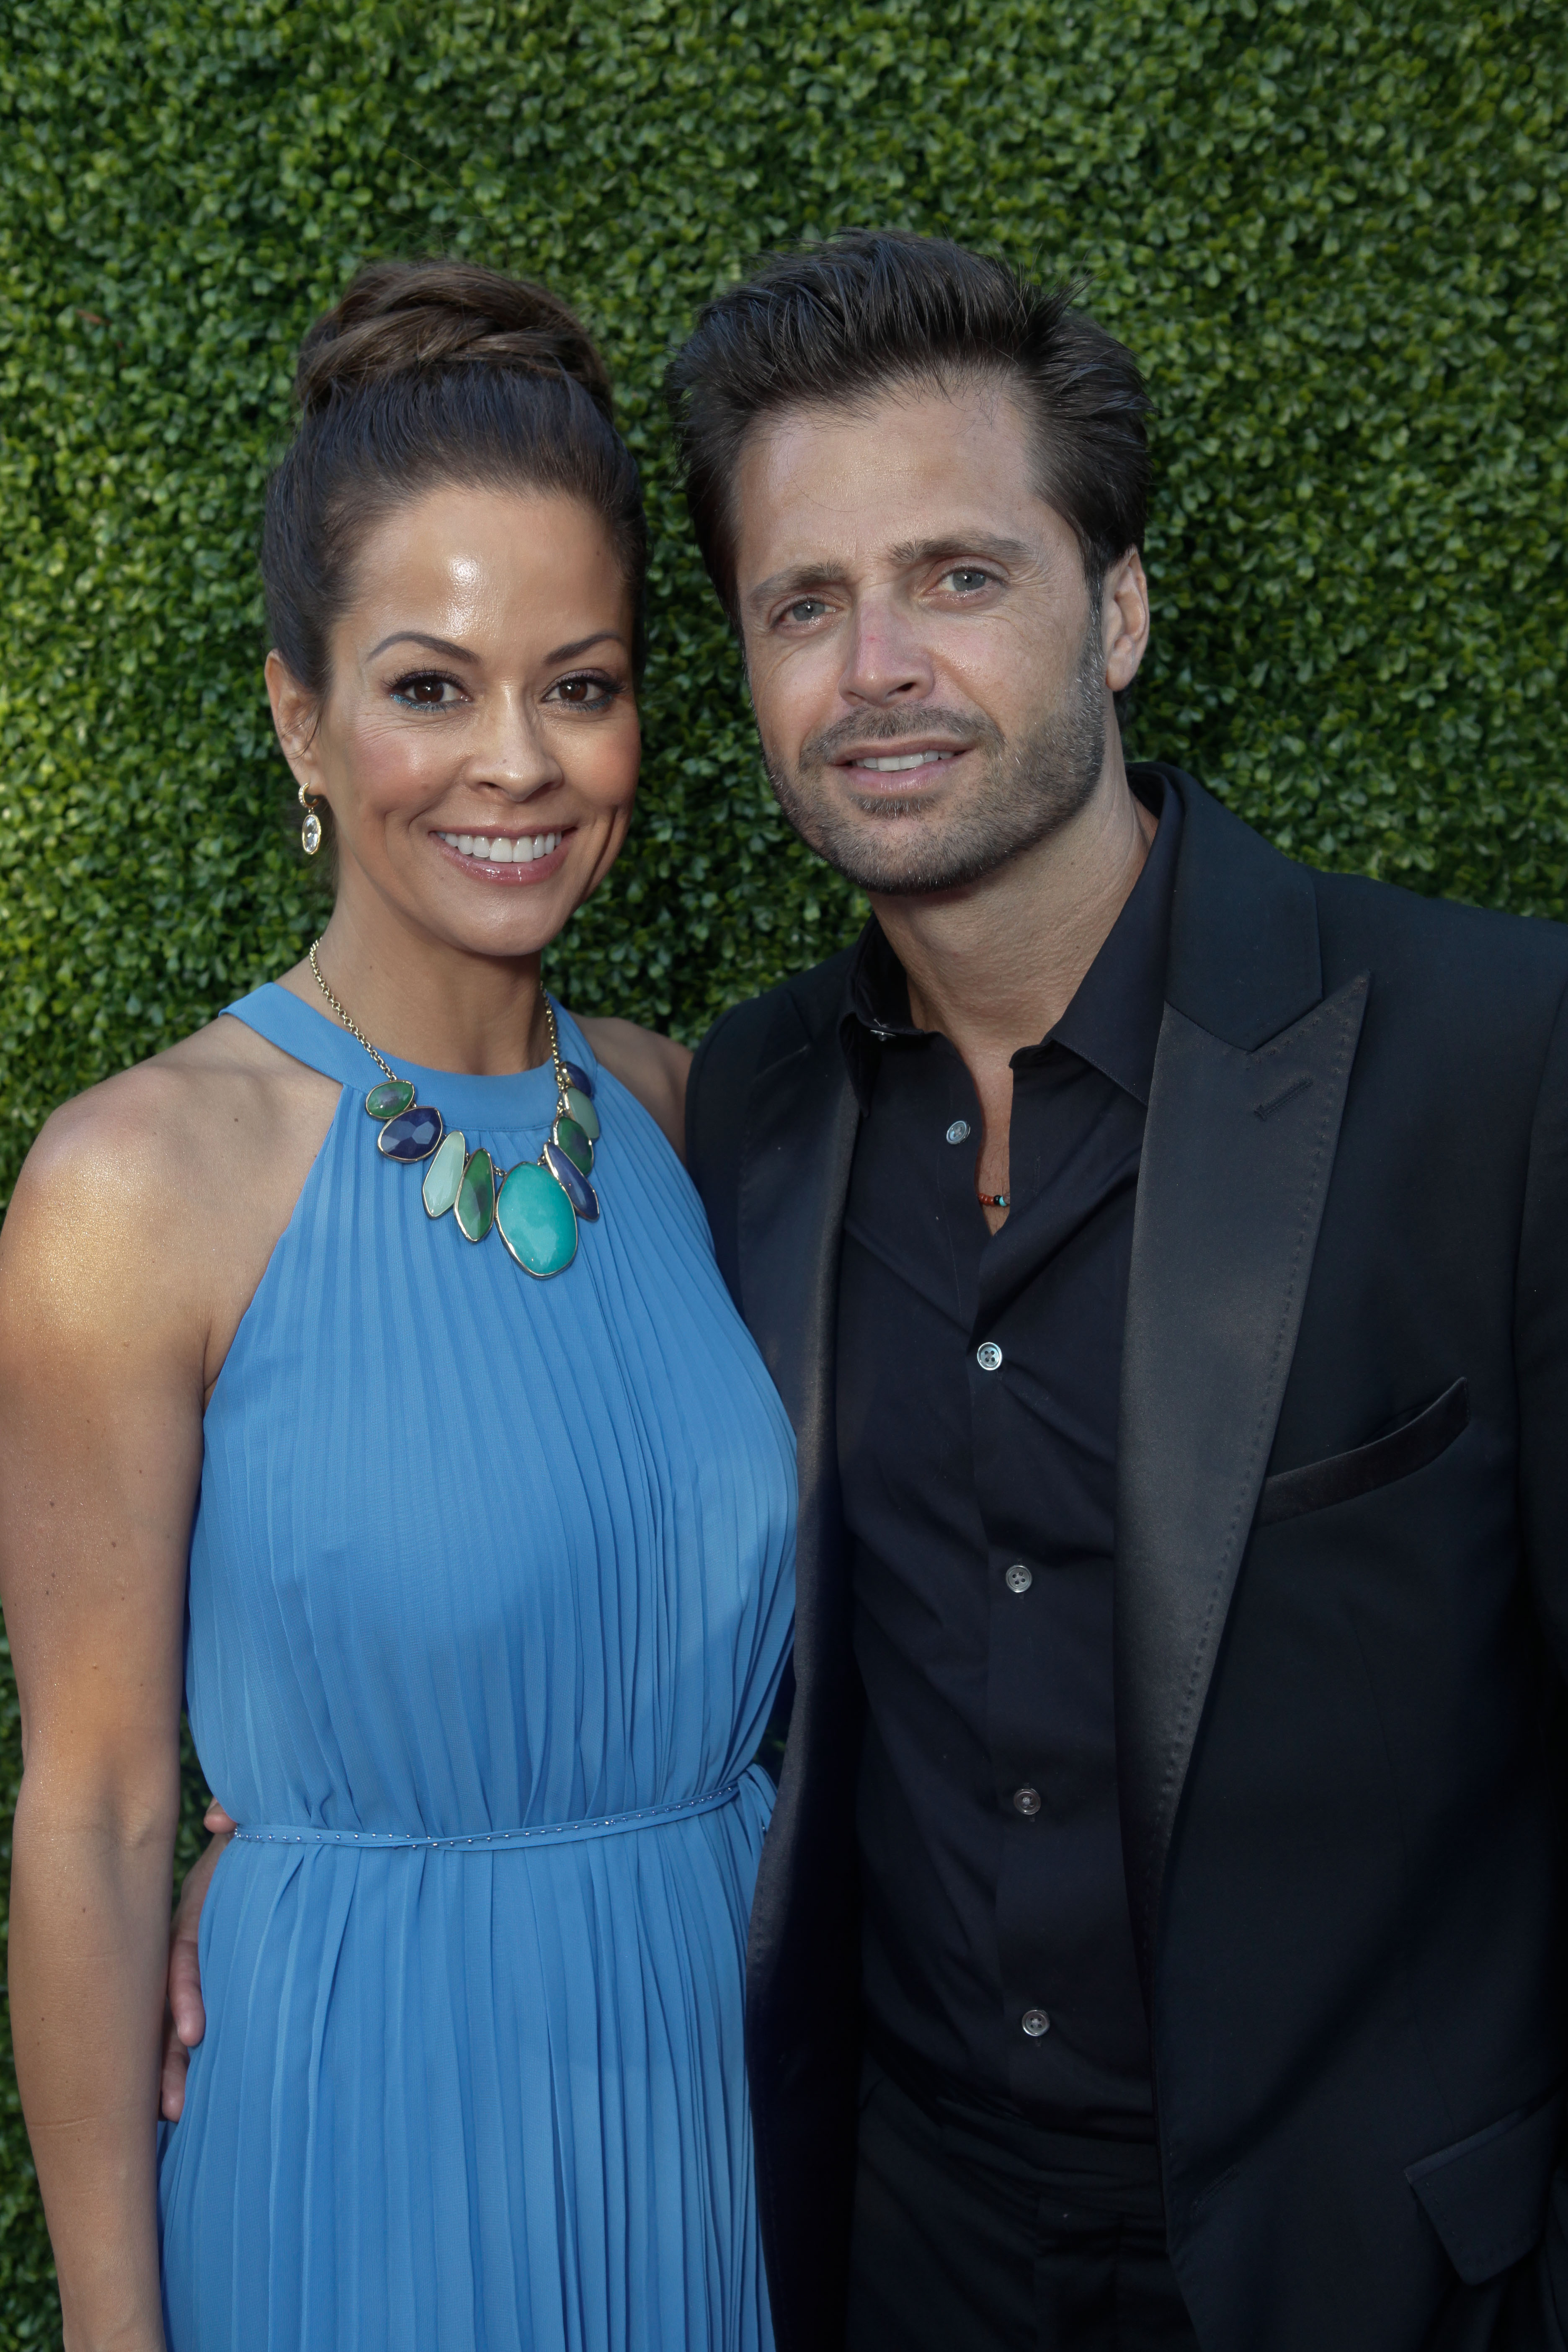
[442,828,563,863]
[859,750,954,772]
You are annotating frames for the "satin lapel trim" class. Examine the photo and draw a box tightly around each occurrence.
[1116,970,1370,1988]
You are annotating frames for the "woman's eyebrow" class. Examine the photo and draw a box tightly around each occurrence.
[546,631,625,662]
[366,629,477,663]
[364,629,626,663]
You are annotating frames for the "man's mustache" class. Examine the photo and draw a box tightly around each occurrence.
[798,708,1001,771]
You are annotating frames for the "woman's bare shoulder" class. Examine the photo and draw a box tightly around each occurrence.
[1,1016,339,1367]
[573,1016,692,1161]
[12,1016,325,1211]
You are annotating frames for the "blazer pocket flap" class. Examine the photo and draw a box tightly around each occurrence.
[1257,1376,1469,1528]
[1405,2087,1563,2285]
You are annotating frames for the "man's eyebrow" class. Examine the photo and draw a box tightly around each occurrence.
[745,563,854,615]
[746,536,1035,615]
[885,534,1034,568]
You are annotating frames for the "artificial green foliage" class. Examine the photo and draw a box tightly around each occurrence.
[0,0,1563,2335]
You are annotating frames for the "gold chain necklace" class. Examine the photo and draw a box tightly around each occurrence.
[307,941,601,1279]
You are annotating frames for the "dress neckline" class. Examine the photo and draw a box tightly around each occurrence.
[222,981,595,1131]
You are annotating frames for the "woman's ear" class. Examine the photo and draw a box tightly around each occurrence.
[265,650,324,797]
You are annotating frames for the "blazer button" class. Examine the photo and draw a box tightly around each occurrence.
[1005,1564,1033,1594]
[1021,2008,1052,2038]
[946,1119,971,1144]
[976,1342,1003,1372]
[1012,1787,1042,1816]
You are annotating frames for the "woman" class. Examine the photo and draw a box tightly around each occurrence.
[0,260,794,2352]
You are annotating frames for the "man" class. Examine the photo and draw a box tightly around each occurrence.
[170,232,1568,2351]
[666,232,1568,2351]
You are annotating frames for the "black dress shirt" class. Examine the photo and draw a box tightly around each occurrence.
[836,779,1180,2135]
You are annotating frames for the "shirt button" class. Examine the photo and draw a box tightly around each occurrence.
[945,1119,971,1144]
[1021,2008,1052,2038]
[1012,1786,1042,1816]
[976,1341,1003,1372]
[1005,1563,1033,1595]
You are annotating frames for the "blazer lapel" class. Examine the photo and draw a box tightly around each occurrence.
[1115,772,1370,1991]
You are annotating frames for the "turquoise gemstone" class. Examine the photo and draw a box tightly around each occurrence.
[555,1114,593,1177]
[366,1078,415,1122]
[421,1128,466,1219]
[455,1148,496,1243]
[496,1161,578,1277]
[564,1086,600,1142]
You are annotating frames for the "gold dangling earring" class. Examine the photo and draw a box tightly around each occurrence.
[298,781,325,856]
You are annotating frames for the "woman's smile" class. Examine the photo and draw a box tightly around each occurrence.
[432,824,570,882]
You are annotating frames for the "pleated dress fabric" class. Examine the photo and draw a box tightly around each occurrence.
[156,983,796,2352]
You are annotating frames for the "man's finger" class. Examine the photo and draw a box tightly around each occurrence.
[168,1916,207,2051]
[161,2011,191,2123]
[165,1826,231,2058]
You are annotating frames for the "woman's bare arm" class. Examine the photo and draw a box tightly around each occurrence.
[0,1076,219,2351]
[574,1016,691,1160]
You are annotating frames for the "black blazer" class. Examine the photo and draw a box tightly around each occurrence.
[687,766,1568,2352]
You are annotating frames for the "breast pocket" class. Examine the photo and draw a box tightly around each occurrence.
[1256,1377,1470,1529]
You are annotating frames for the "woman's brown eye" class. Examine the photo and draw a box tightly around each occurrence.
[391,672,458,708]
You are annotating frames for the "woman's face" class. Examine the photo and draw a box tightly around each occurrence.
[268,482,640,961]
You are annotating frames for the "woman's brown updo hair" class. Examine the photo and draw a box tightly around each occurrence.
[262,259,646,696]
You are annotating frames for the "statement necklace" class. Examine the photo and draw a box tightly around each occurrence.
[308,941,600,1279]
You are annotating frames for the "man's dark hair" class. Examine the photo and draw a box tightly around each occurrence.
[664,229,1151,626]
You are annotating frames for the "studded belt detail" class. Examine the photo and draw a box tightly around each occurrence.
[231,1780,743,1853]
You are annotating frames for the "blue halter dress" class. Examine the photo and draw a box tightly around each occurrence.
[156,983,795,2352]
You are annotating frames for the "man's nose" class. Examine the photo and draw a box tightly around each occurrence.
[838,597,936,706]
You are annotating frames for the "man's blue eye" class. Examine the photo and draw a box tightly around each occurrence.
[945,569,992,593]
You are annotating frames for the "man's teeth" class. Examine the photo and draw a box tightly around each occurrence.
[856,750,956,772]
[438,831,562,864]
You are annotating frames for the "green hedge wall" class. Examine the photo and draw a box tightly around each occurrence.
[1,0,1563,2335]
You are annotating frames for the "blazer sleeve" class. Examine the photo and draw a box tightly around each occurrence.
[1511,976,1568,2342]
[686,1001,754,1310]
[1516,978,1568,1660]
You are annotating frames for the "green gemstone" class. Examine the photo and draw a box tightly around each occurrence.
[563,1086,600,1142]
[455,1147,496,1243]
[555,1114,593,1177]
[496,1161,578,1277]
[421,1128,467,1219]
[366,1078,415,1122]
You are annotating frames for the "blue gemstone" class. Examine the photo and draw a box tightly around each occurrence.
[561,1058,595,1101]
[377,1103,444,1162]
[544,1141,599,1221]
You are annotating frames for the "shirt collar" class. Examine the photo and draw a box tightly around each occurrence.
[840,771,1181,1113]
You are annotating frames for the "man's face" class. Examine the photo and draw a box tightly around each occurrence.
[732,378,1142,896]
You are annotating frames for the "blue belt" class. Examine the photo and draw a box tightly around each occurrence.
[231,1780,743,1854]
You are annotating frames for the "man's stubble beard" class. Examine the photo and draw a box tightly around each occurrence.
[760,615,1109,898]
